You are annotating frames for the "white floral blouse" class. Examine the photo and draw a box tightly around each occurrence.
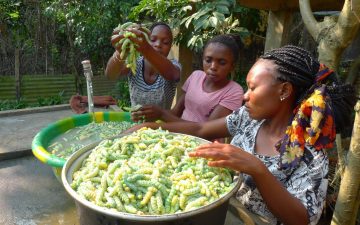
[226,106,329,225]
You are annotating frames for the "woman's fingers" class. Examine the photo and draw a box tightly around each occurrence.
[189,144,228,159]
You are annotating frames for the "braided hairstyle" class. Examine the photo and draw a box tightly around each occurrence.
[204,34,242,64]
[150,22,173,43]
[260,45,357,132]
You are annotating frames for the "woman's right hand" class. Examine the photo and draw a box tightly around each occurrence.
[111,29,126,56]
[111,24,148,56]
[188,141,266,177]
[131,105,163,122]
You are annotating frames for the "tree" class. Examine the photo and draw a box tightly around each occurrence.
[130,0,263,52]
[43,0,139,92]
[331,101,360,225]
[299,1,360,224]
[44,0,139,69]
[299,0,360,71]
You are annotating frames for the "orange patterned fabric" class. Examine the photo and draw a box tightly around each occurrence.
[276,65,335,169]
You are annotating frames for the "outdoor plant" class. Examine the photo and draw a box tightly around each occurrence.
[112,79,131,108]
[0,98,28,111]
[35,90,65,107]
[129,0,263,52]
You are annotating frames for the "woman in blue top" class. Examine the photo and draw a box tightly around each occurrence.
[105,22,181,109]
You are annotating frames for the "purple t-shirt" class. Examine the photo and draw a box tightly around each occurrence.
[181,70,244,122]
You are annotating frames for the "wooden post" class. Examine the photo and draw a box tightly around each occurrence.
[177,45,193,99]
[15,48,21,101]
[331,101,360,225]
[264,10,294,51]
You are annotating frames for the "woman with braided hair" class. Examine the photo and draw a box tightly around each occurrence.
[125,45,356,224]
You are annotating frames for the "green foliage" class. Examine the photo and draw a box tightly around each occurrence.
[35,90,66,107]
[129,0,264,52]
[0,98,28,111]
[0,91,66,111]
[112,79,131,108]
[0,1,31,48]
[129,0,188,22]
[43,0,140,61]
[0,1,21,26]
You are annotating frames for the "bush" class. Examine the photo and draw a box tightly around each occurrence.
[0,98,28,111]
[35,91,66,107]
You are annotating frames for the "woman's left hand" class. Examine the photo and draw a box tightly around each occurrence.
[188,141,264,176]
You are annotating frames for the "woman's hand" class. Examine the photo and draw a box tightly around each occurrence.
[188,141,265,177]
[111,24,150,56]
[111,29,126,53]
[125,27,152,53]
[131,105,163,122]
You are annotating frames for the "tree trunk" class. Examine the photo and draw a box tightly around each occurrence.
[345,55,360,84]
[331,101,360,225]
[299,0,360,71]
[15,48,21,100]
[237,0,344,11]
[178,45,193,98]
[264,10,294,51]
[65,22,82,94]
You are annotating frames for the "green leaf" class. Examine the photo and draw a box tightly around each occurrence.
[180,15,191,26]
[216,0,232,7]
[187,35,198,47]
[215,5,229,14]
[8,12,19,19]
[181,5,192,12]
[212,11,225,22]
[194,15,210,31]
[209,16,218,28]
[193,8,211,20]
[185,16,193,29]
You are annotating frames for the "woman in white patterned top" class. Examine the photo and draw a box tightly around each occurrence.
[126,45,356,225]
[105,22,181,109]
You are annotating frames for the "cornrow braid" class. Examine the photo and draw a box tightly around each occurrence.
[261,45,357,132]
[260,45,320,102]
[204,34,241,64]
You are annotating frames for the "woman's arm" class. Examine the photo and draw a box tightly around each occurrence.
[127,28,180,81]
[190,143,309,225]
[126,117,229,141]
[253,165,308,225]
[105,50,130,80]
[131,94,186,122]
[208,105,233,120]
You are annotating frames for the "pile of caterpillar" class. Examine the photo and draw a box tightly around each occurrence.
[113,22,150,74]
[71,128,235,215]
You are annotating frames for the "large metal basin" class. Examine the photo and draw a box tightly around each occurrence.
[62,134,241,225]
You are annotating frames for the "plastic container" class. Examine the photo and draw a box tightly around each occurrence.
[32,111,132,180]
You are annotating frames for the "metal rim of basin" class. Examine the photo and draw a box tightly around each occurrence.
[61,132,242,222]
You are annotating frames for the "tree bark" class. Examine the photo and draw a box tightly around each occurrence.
[65,22,81,94]
[264,11,294,51]
[345,55,360,84]
[237,0,344,11]
[178,46,193,99]
[331,101,360,225]
[299,0,360,71]
[15,48,21,100]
